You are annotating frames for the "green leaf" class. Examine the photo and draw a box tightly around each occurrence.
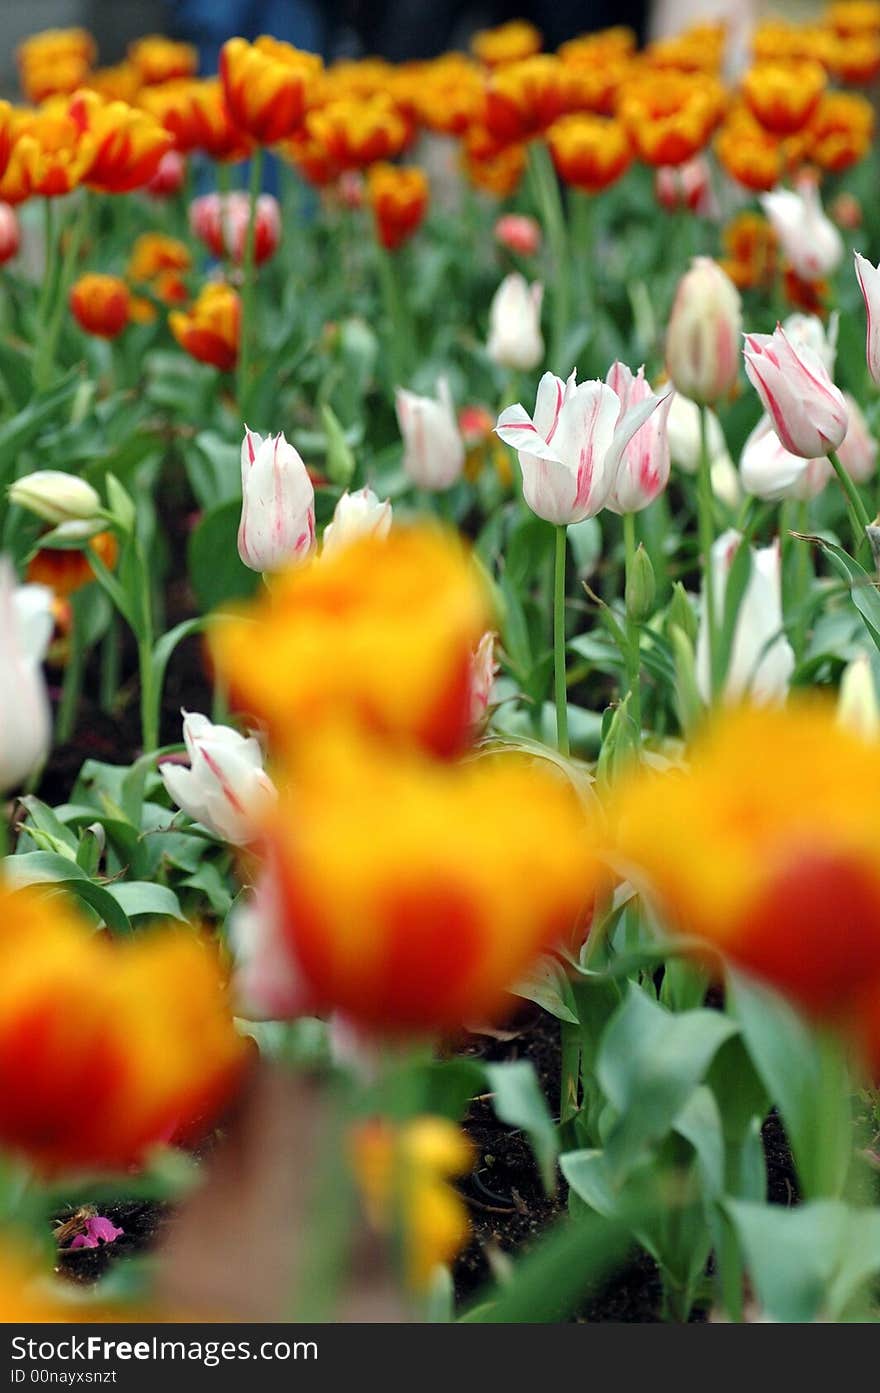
[109,882,185,923]
[188,498,261,612]
[807,534,880,654]
[1,851,131,933]
[105,472,136,535]
[150,618,206,711]
[512,954,579,1024]
[484,1060,559,1194]
[597,985,737,1178]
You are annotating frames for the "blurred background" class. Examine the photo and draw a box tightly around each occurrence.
[0,1,827,96]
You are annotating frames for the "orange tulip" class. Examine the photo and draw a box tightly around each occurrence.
[188,79,252,163]
[85,62,142,105]
[611,702,880,1020]
[27,530,118,598]
[69,274,130,338]
[169,282,240,371]
[366,162,429,251]
[305,94,409,170]
[139,79,203,154]
[283,128,340,187]
[751,20,837,69]
[719,212,778,292]
[715,107,792,193]
[741,61,826,136]
[220,36,322,144]
[559,28,637,65]
[2,102,95,200]
[827,1,880,35]
[806,91,874,173]
[70,90,173,193]
[0,885,246,1173]
[263,728,600,1033]
[128,35,199,87]
[413,56,485,136]
[483,55,567,143]
[461,129,525,197]
[127,231,191,284]
[556,53,633,118]
[471,19,543,68]
[618,70,725,168]
[211,527,491,761]
[17,29,95,104]
[546,113,633,193]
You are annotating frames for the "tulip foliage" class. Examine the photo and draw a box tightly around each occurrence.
[3,8,880,1329]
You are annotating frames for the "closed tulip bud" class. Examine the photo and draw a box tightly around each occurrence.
[743,325,849,459]
[761,177,843,283]
[159,710,276,846]
[855,250,880,386]
[190,191,280,266]
[496,368,671,526]
[395,380,465,492]
[486,273,544,373]
[146,148,186,198]
[0,561,52,793]
[665,257,742,405]
[604,362,673,514]
[494,213,541,257]
[655,157,713,216]
[837,653,880,741]
[696,530,794,704]
[626,544,655,623]
[9,471,101,525]
[667,580,698,645]
[469,631,497,733]
[238,427,316,574]
[837,393,878,485]
[322,487,392,556]
[740,415,831,502]
[0,203,19,264]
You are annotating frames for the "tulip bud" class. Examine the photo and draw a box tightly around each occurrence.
[494,213,541,257]
[322,487,392,557]
[159,711,276,846]
[854,250,880,386]
[761,177,843,283]
[604,362,673,514]
[655,157,712,216]
[395,380,465,492]
[665,257,742,405]
[0,203,20,265]
[837,653,880,741]
[238,428,316,574]
[837,393,878,486]
[320,404,356,489]
[69,274,130,340]
[743,325,848,460]
[146,149,186,198]
[696,530,794,704]
[625,544,655,623]
[740,416,831,502]
[9,471,102,526]
[0,560,52,793]
[486,272,544,373]
[190,192,281,266]
[667,580,698,645]
[469,632,497,733]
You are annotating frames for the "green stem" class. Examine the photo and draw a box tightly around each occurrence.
[33,194,90,393]
[138,637,158,754]
[789,498,812,659]
[623,512,642,740]
[569,189,594,319]
[696,404,719,698]
[527,141,570,374]
[34,199,58,331]
[553,523,570,757]
[56,603,85,745]
[99,611,121,714]
[828,449,871,556]
[236,146,265,416]
[376,242,410,390]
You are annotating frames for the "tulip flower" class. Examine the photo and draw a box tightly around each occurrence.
[838,653,880,741]
[781,311,838,373]
[667,394,728,475]
[27,530,118,600]
[739,416,830,502]
[262,727,601,1032]
[469,632,498,733]
[760,178,843,283]
[322,487,392,556]
[495,368,671,525]
[610,701,880,1018]
[604,362,674,514]
[9,471,101,526]
[237,428,316,574]
[854,250,880,386]
[743,325,848,460]
[352,1117,473,1289]
[486,273,544,373]
[655,156,713,215]
[0,203,19,264]
[366,163,429,251]
[159,711,276,846]
[230,868,306,1022]
[0,562,52,794]
[69,274,130,339]
[169,283,240,371]
[696,529,794,705]
[0,885,246,1172]
[210,527,492,762]
[838,394,878,486]
[219,36,322,144]
[494,213,541,257]
[665,257,742,405]
[395,381,465,492]
[189,192,281,266]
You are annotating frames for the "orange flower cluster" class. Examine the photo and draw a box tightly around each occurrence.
[0,885,246,1172]
[127,232,191,314]
[140,78,251,164]
[304,94,410,171]
[546,113,632,193]
[367,163,429,252]
[609,702,880,1077]
[617,70,725,168]
[211,528,601,1036]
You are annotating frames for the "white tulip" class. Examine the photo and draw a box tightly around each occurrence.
[760,179,843,282]
[395,379,465,491]
[696,530,794,704]
[322,487,392,556]
[160,711,276,846]
[0,560,52,793]
[238,427,316,574]
[486,272,544,372]
[837,653,880,741]
[9,471,101,525]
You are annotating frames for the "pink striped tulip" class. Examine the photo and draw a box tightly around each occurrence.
[743,326,848,460]
[496,369,671,525]
[238,427,316,574]
[604,362,674,514]
[854,251,880,387]
[665,258,741,405]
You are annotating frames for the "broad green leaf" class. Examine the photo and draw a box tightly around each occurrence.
[109,882,185,923]
[1,852,131,933]
[188,498,261,612]
[484,1060,559,1194]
